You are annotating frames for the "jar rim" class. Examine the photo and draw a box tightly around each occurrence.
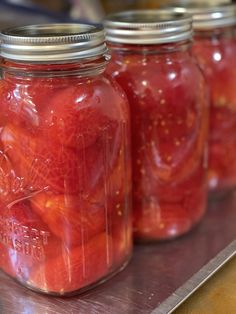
[166,3,236,30]
[0,23,109,63]
[104,10,193,45]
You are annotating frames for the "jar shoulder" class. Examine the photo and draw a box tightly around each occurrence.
[107,52,203,82]
[192,37,236,67]
[0,74,130,129]
[106,52,206,108]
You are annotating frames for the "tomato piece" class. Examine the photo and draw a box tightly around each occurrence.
[133,190,206,241]
[145,155,206,202]
[29,232,112,294]
[133,160,206,240]
[1,124,105,194]
[31,192,105,246]
[41,83,113,150]
[132,95,208,185]
[133,198,191,241]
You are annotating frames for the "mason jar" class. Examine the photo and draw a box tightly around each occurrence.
[104,11,209,241]
[172,3,236,196]
[0,24,132,295]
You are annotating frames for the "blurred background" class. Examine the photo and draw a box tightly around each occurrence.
[0,0,235,29]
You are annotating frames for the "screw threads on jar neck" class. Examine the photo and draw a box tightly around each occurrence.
[104,10,193,45]
[166,3,236,30]
[0,23,109,63]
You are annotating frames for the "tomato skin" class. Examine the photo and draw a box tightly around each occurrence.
[192,31,236,193]
[107,43,208,240]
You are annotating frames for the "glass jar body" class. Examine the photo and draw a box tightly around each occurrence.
[107,43,208,241]
[0,60,132,295]
[192,27,236,195]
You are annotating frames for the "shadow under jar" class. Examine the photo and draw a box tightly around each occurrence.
[172,3,236,197]
[0,24,132,296]
[104,10,209,241]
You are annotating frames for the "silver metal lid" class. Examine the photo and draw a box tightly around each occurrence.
[168,3,236,30]
[104,10,193,45]
[0,23,108,62]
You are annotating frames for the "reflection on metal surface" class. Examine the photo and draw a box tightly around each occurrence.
[153,239,236,314]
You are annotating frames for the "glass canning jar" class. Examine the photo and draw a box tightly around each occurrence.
[173,3,236,196]
[0,24,132,295]
[105,10,209,241]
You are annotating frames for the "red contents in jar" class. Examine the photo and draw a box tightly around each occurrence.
[107,44,208,240]
[0,63,132,294]
[0,124,106,195]
[29,232,112,294]
[31,193,106,246]
[192,34,236,193]
[0,202,54,280]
